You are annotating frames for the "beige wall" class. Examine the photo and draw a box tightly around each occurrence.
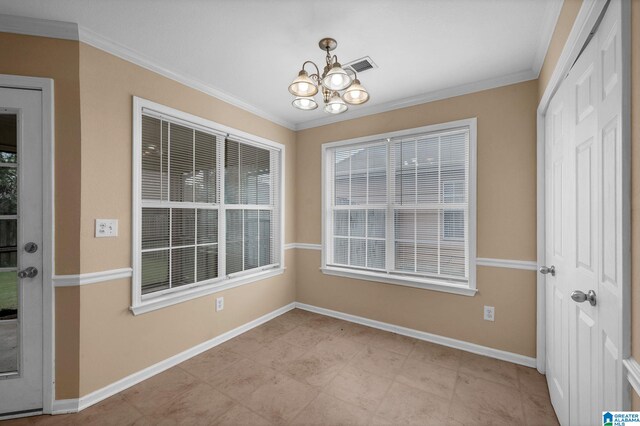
[0,33,83,276]
[538,0,583,100]
[78,250,296,396]
[73,43,297,396]
[78,43,296,273]
[0,32,83,399]
[295,80,539,357]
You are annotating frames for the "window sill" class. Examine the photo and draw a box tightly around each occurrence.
[320,266,477,297]
[130,267,285,315]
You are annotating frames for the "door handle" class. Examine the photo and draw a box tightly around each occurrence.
[571,290,596,306]
[539,265,556,276]
[18,267,38,279]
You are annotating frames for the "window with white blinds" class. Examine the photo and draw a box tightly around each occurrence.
[323,119,476,294]
[133,98,284,312]
[224,138,281,275]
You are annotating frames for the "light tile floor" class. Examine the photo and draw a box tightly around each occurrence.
[4,309,559,425]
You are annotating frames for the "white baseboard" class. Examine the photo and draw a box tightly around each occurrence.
[0,410,44,421]
[50,398,78,415]
[52,302,296,414]
[52,299,537,415]
[295,302,537,368]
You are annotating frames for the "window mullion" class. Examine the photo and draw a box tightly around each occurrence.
[169,207,173,289]
[365,149,369,268]
[347,152,352,266]
[218,135,226,279]
[413,141,418,273]
[160,120,163,200]
[192,129,197,283]
[386,141,394,273]
[437,135,442,276]
[241,210,245,272]
[167,123,171,202]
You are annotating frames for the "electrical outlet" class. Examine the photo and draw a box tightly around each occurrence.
[484,306,495,321]
[216,297,224,312]
[95,219,118,238]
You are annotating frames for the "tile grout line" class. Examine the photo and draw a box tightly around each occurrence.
[445,363,463,423]
[240,312,326,425]
[201,353,275,425]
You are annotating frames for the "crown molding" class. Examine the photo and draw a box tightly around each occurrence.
[1,15,295,131]
[532,0,565,76]
[1,13,550,133]
[0,13,78,40]
[294,69,538,131]
[77,26,296,130]
[538,0,604,113]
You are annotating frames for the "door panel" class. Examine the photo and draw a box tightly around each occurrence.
[0,87,44,416]
[567,27,600,426]
[596,0,624,413]
[544,1,625,424]
[545,81,569,425]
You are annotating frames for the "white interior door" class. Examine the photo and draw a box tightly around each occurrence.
[566,21,600,426]
[544,1,625,424]
[0,87,44,417]
[544,62,570,426]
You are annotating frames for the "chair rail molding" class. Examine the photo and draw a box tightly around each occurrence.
[52,268,133,287]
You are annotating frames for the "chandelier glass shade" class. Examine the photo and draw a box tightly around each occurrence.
[288,70,318,97]
[322,63,352,91]
[292,96,318,110]
[289,38,369,114]
[324,92,348,114]
[342,79,369,105]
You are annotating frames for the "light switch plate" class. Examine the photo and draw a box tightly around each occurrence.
[95,219,118,238]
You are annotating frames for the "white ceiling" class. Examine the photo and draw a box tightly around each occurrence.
[0,0,562,130]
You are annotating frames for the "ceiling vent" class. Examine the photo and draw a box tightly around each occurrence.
[344,56,377,75]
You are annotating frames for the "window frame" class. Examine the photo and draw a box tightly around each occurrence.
[131,97,285,315]
[321,118,477,296]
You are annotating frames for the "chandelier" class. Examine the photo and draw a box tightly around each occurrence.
[288,38,370,114]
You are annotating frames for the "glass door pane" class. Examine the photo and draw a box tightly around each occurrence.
[0,113,18,375]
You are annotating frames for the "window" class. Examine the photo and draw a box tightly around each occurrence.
[322,119,476,296]
[132,98,283,314]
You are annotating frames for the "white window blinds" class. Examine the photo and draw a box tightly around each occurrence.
[224,138,281,275]
[141,116,221,295]
[326,126,471,285]
[331,144,387,270]
[138,112,282,300]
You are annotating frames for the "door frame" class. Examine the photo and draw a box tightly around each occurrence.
[536,0,632,407]
[0,74,55,415]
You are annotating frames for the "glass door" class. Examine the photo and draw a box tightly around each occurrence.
[0,113,19,377]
